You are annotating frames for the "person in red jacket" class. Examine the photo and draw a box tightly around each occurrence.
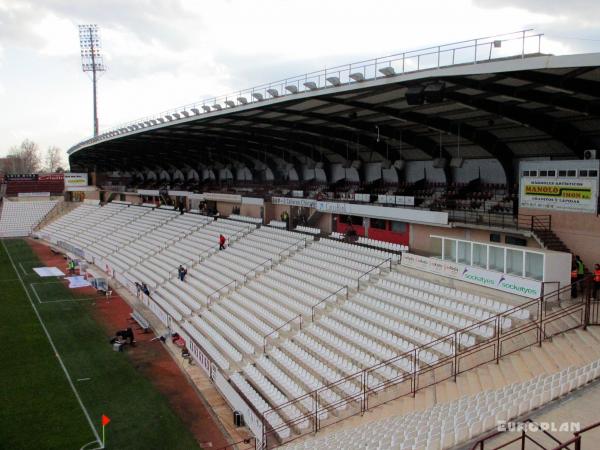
[219,234,226,250]
[594,263,600,299]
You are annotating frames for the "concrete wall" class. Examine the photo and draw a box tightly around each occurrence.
[239,204,262,218]
[520,207,600,269]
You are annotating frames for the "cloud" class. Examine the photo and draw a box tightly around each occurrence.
[473,0,600,25]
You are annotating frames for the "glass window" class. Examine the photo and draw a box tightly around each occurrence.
[457,241,471,265]
[489,246,504,272]
[443,239,457,262]
[547,170,556,176]
[370,218,386,229]
[558,170,567,177]
[506,249,524,276]
[579,170,588,177]
[431,237,443,259]
[539,170,547,176]
[472,243,487,269]
[589,170,598,177]
[490,233,501,243]
[522,171,530,176]
[525,252,544,281]
[505,235,527,246]
[529,170,538,177]
[391,221,407,233]
[567,170,576,176]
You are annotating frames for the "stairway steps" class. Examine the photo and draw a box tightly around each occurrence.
[487,363,508,389]
[465,371,483,395]
[552,335,586,366]
[529,346,560,374]
[563,330,600,360]
[539,342,573,370]
[511,353,538,379]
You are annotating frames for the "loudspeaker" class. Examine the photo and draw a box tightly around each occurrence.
[583,149,597,160]
[423,82,445,103]
[406,86,425,105]
[450,158,464,168]
[393,159,405,170]
[432,158,447,168]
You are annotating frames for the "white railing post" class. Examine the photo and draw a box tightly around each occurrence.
[522,30,526,58]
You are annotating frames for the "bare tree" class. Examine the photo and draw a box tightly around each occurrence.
[4,139,41,173]
[45,146,64,173]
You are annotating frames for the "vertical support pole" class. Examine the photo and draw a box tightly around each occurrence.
[437,46,440,68]
[453,332,458,382]
[496,315,501,363]
[474,39,478,64]
[522,30,526,59]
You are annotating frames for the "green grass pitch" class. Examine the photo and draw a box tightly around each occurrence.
[0,239,202,450]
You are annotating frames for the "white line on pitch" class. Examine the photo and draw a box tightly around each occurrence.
[1,240,103,449]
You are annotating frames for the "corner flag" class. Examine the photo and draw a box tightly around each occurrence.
[101,414,111,445]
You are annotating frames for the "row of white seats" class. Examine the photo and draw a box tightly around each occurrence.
[0,200,57,237]
[228,214,263,224]
[329,231,408,252]
[294,225,320,235]
[280,360,600,449]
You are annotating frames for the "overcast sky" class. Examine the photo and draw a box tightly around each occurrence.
[0,0,599,163]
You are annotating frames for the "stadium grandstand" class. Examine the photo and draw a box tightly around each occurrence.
[4,30,600,450]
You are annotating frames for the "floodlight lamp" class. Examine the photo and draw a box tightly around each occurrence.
[212,104,222,110]
[303,81,318,91]
[326,77,341,86]
[225,100,235,108]
[190,108,200,115]
[379,67,396,77]
[252,93,264,101]
[349,73,365,82]
[237,97,248,104]
[202,105,211,112]
[266,88,279,98]
[285,85,299,94]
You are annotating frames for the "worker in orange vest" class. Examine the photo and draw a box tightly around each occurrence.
[594,263,600,299]
[571,263,578,298]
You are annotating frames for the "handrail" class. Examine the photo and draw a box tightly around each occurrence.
[277,236,309,257]
[262,276,593,446]
[311,285,349,321]
[206,279,238,307]
[357,257,391,290]
[263,314,303,352]
[70,29,542,152]
[550,421,600,450]
[242,258,272,280]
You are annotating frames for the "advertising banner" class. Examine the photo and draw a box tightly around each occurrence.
[64,172,88,188]
[519,177,598,213]
[401,252,542,299]
[38,173,64,181]
[6,173,37,181]
[272,196,317,208]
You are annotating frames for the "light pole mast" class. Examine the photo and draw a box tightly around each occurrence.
[79,24,106,137]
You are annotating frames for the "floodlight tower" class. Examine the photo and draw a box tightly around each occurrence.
[79,24,106,137]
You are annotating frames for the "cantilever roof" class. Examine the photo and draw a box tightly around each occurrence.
[69,52,600,183]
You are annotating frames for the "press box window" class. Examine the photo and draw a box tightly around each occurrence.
[589,170,598,177]
[558,170,567,177]
[505,235,527,247]
[567,170,576,177]
[579,170,588,177]
[539,170,547,176]
[490,233,501,243]
[370,218,386,229]
[529,170,538,177]
[522,171,530,177]
[547,170,556,177]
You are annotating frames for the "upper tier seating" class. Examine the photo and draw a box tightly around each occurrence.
[0,200,57,237]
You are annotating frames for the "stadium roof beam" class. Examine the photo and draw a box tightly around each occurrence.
[316,95,515,188]
[506,67,600,98]
[448,75,600,118]
[445,90,597,159]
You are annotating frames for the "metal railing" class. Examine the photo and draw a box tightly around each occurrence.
[357,257,392,290]
[311,285,349,322]
[260,277,593,449]
[517,214,552,232]
[206,279,238,308]
[471,418,600,450]
[471,418,571,450]
[70,30,543,152]
[263,314,303,352]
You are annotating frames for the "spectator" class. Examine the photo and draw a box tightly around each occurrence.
[179,203,184,215]
[571,263,578,298]
[141,282,151,298]
[135,282,142,298]
[219,234,226,250]
[178,265,188,282]
[576,255,585,282]
[594,263,600,300]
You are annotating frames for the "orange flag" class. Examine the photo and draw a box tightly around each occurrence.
[101,414,111,427]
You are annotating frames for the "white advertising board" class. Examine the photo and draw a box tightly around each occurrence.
[401,253,542,298]
[519,177,598,213]
[241,196,264,206]
[316,201,448,225]
[64,172,88,188]
[203,192,242,203]
[137,189,160,196]
[272,196,317,208]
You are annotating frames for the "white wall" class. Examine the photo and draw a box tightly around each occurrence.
[404,161,446,183]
